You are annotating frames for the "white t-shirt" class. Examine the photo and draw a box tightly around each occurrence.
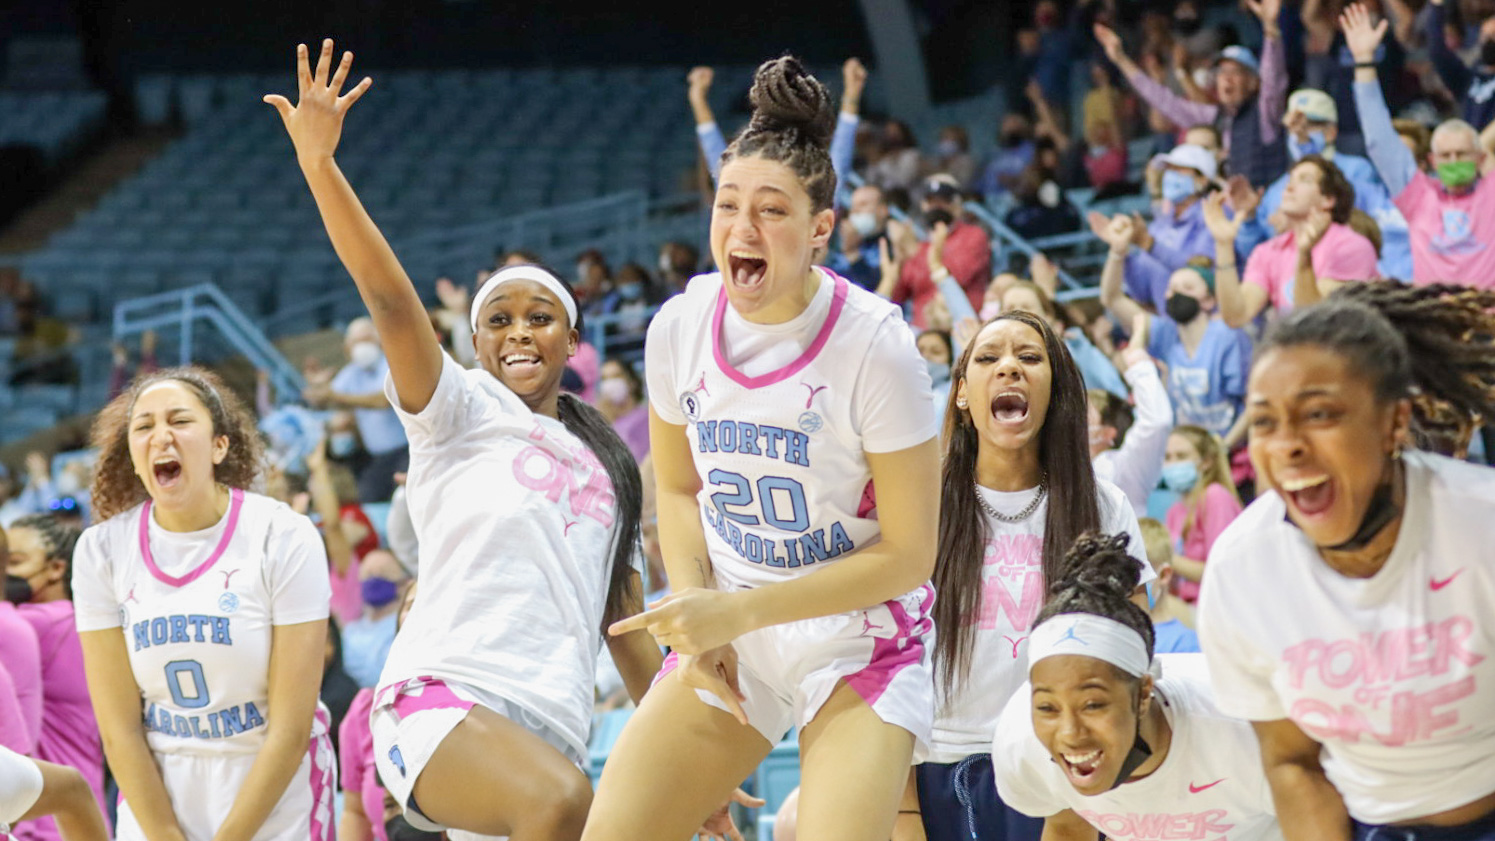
[992,653,1284,841]
[646,269,938,590]
[0,746,42,832]
[378,352,623,759]
[73,490,330,757]
[927,479,1154,763]
[1092,359,1172,518]
[1198,450,1495,824]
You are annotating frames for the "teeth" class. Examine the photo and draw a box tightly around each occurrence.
[1063,751,1101,764]
[730,250,766,261]
[502,354,540,364]
[1280,475,1329,492]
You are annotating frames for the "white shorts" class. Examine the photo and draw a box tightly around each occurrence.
[658,583,935,759]
[115,710,335,841]
[369,676,586,835]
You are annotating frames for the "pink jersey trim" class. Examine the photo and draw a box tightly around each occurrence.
[710,271,849,389]
[306,707,335,841]
[653,651,682,687]
[845,585,933,707]
[385,678,476,720]
[137,487,245,588]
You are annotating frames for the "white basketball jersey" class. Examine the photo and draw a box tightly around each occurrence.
[73,490,332,757]
[647,269,938,590]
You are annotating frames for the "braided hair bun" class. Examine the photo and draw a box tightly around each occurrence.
[1035,531,1156,660]
[722,55,838,212]
[746,56,836,150]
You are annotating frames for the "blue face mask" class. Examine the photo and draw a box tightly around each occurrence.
[361,577,400,608]
[1289,129,1329,162]
[1161,170,1197,205]
[1161,460,1200,493]
[617,282,644,301]
[329,432,357,459]
[926,360,950,384]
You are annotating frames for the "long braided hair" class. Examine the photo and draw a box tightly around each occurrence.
[720,56,838,213]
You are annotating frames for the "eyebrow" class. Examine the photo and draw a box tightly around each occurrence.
[718,183,792,198]
[132,407,194,420]
[1248,386,1338,406]
[487,294,557,307]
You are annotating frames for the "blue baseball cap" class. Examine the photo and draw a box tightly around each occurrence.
[1213,45,1260,76]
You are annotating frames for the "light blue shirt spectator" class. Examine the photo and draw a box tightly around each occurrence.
[1147,314,1251,440]
[331,354,408,456]
[1124,200,1220,312]
[341,612,397,688]
[1153,618,1201,653]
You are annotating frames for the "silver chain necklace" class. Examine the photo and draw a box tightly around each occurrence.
[974,472,1049,523]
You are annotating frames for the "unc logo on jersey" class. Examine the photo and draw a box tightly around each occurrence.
[680,390,702,422]
[798,411,823,433]
[389,745,407,777]
[218,592,240,613]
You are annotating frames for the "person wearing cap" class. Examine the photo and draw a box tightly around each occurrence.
[1092,143,1221,314]
[1234,89,1410,280]
[1205,157,1380,329]
[883,174,992,329]
[1347,3,1495,288]
[990,532,1284,841]
[1094,0,1288,189]
[827,184,913,292]
[1424,0,1495,132]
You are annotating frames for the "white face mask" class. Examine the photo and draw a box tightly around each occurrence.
[849,211,880,237]
[599,376,631,405]
[658,253,673,274]
[350,341,381,370]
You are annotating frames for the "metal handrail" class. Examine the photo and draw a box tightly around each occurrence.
[114,284,303,402]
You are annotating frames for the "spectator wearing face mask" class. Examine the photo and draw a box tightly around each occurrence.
[591,263,658,356]
[657,241,698,297]
[1161,425,1243,604]
[880,175,992,329]
[1094,143,1223,313]
[304,318,410,503]
[1349,2,1495,287]
[827,184,911,292]
[1426,0,1495,130]
[1234,89,1410,280]
[339,549,409,689]
[596,358,649,464]
[916,329,954,426]
[1096,0,1290,189]
[307,432,380,627]
[1101,216,1252,444]
[976,113,1037,200]
[931,125,977,189]
[1004,162,1081,240]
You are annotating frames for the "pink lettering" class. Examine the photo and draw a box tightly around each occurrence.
[977,569,1043,631]
[1282,617,1486,690]
[1290,676,1476,746]
[982,534,1042,579]
[1075,810,1233,841]
[511,445,616,527]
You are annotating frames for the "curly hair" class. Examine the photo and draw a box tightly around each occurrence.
[1034,531,1156,666]
[720,55,838,213]
[1292,155,1356,225]
[89,367,264,522]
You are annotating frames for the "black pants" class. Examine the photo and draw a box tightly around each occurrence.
[357,446,409,503]
[1354,808,1495,841]
[916,755,1045,841]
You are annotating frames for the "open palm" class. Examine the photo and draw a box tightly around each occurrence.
[264,39,372,164]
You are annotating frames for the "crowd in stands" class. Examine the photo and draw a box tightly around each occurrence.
[4,0,1495,837]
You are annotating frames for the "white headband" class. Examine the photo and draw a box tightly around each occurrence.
[469,266,578,333]
[1027,614,1151,678]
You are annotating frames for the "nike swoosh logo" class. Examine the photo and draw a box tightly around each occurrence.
[1431,570,1463,591]
[1188,779,1224,794]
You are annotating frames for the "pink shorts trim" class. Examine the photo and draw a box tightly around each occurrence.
[844,585,933,707]
[374,677,476,721]
[305,708,335,841]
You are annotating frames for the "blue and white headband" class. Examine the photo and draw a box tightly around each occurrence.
[469,266,578,333]
[1027,613,1152,678]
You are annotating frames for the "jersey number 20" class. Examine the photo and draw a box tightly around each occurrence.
[708,470,809,531]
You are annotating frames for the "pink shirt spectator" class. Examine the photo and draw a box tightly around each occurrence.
[1084,145,1128,191]
[338,689,388,841]
[15,601,106,841]
[1165,482,1243,603]
[1242,222,1380,315]
[0,603,41,754]
[570,341,600,403]
[1395,170,1495,288]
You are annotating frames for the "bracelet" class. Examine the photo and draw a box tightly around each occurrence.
[1216,261,1236,270]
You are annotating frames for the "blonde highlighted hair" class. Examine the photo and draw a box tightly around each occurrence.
[1170,424,1239,540]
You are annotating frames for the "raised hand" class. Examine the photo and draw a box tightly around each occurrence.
[1087,209,1112,241]
[264,40,372,165]
[1246,0,1283,28]
[1340,3,1388,63]
[1092,23,1129,66]
[434,277,469,312]
[1030,252,1059,297]
[1203,191,1245,244]
[1225,175,1263,220]
[928,221,952,271]
[1296,207,1333,254]
[1121,312,1152,369]
[842,57,868,97]
[687,66,714,104]
[1104,214,1135,253]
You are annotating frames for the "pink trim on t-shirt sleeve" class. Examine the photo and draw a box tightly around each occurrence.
[137,488,245,588]
[710,273,849,389]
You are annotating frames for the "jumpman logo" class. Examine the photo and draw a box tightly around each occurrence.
[562,519,579,536]
[693,372,710,396]
[123,585,139,605]
[802,382,828,409]
[219,569,240,590]
[1002,635,1028,658]
[1059,623,1088,646]
[859,611,886,636]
